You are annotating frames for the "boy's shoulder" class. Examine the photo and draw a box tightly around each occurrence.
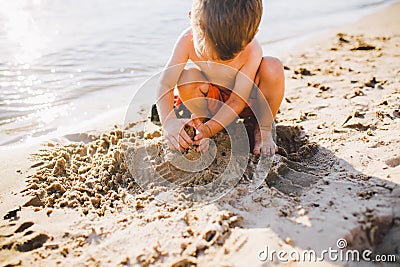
[172,28,196,56]
[176,28,194,46]
[233,39,263,69]
[175,28,262,66]
[241,39,263,60]
[178,27,262,53]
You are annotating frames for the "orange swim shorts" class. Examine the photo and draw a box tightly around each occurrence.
[175,83,254,118]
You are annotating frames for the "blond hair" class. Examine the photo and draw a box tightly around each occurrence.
[191,0,263,61]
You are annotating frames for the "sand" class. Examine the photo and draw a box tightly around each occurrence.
[1,3,400,267]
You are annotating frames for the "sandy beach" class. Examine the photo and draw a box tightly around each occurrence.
[1,2,399,267]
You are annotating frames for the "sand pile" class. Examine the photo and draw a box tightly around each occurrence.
[23,128,138,216]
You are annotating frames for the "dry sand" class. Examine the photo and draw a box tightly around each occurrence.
[1,3,400,267]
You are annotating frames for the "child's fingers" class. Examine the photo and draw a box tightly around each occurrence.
[186,120,196,128]
[202,140,209,152]
[179,126,194,145]
[169,136,183,152]
[196,138,209,153]
[178,133,192,149]
[182,118,194,129]
[193,132,204,143]
[178,137,189,149]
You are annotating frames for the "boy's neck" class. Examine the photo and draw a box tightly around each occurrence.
[200,52,243,64]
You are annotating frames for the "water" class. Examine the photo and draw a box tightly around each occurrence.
[0,0,393,146]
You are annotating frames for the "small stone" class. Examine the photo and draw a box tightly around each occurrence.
[285,237,294,246]
[45,243,59,250]
[120,257,130,265]
[298,209,307,216]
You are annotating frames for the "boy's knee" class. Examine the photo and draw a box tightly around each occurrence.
[178,82,209,98]
[179,68,205,86]
[178,82,196,95]
[178,68,209,97]
[260,56,284,78]
[257,57,285,95]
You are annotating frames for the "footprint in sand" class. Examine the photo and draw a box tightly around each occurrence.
[266,125,322,197]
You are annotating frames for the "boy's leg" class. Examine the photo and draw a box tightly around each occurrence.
[254,56,285,118]
[177,68,210,119]
[252,56,285,154]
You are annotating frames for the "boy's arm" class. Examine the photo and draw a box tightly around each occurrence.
[157,29,195,151]
[205,47,264,135]
[157,29,191,125]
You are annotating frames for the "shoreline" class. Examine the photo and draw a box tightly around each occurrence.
[261,0,397,61]
[1,2,399,267]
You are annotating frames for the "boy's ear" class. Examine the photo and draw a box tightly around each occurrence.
[188,10,192,19]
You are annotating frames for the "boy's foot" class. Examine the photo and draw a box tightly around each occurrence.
[253,125,278,156]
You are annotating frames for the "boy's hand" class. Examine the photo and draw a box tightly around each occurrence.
[163,118,193,152]
[187,115,213,153]
[253,128,278,156]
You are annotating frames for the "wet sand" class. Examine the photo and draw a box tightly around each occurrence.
[1,3,400,267]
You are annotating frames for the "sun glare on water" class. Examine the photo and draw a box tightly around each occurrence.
[0,0,47,63]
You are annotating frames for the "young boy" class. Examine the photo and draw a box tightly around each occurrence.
[156,0,285,156]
